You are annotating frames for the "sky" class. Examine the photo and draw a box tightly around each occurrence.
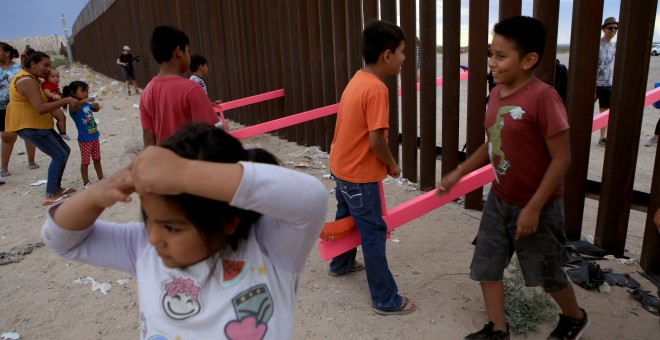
[2,0,659,45]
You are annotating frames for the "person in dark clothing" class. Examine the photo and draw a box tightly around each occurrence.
[116,45,140,95]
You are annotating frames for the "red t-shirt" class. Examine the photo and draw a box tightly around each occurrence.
[41,81,60,102]
[139,75,218,145]
[485,77,569,205]
[329,70,390,183]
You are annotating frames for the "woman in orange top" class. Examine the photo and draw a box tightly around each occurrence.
[6,52,78,205]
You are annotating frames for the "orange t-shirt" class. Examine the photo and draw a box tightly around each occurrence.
[329,70,389,183]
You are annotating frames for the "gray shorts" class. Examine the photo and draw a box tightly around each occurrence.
[469,191,570,293]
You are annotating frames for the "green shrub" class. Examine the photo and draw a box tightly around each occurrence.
[51,57,69,68]
[503,257,558,335]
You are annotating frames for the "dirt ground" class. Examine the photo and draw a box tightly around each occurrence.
[0,54,659,339]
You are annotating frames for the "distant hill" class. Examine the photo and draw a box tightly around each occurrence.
[2,35,65,55]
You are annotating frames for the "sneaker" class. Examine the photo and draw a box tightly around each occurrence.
[645,136,658,147]
[547,308,590,340]
[0,168,10,177]
[597,138,607,147]
[465,322,510,340]
[60,133,72,141]
[28,162,40,169]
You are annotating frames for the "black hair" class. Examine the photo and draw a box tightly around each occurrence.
[150,25,190,64]
[493,16,546,69]
[0,42,19,59]
[159,124,280,257]
[189,54,208,73]
[23,51,48,69]
[361,20,406,65]
[62,81,89,98]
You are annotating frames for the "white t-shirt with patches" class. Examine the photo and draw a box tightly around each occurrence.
[41,162,328,339]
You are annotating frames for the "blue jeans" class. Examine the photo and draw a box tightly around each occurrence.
[17,128,70,196]
[329,176,402,311]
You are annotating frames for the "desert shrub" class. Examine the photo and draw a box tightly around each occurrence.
[50,56,69,68]
[503,257,558,335]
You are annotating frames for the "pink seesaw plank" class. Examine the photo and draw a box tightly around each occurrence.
[231,104,339,140]
[215,89,285,112]
[318,165,495,261]
[592,86,660,132]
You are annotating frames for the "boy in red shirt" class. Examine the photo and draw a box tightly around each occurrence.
[438,16,588,339]
[139,25,219,146]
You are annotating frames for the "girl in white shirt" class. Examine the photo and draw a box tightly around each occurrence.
[42,124,327,339]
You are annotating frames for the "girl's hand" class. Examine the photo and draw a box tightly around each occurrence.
[52,94,61,100]
[89,167,135,208]
[91,102,101,111]
[131,146,190,195]
[515,206,540,240]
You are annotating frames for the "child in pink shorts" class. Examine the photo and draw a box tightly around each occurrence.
[63,80,104,188]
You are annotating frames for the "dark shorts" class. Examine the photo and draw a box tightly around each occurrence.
[595,86,612,109]
[122,68,136,81]
[469,191,570,293]
[0,109,5,132]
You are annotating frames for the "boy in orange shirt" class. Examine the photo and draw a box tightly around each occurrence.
[327,20,415,315]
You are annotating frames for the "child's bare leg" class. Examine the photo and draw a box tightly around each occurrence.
[481,281,507,331]
[125,80,131,94]
[52,109,67,133]
[549,283,584,320]
[93,159,104,180]
[81,164,89,186]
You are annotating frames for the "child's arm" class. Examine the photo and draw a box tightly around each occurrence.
[43,167,141,275]
[369,128,401,177]
[437,143,490,195]
[43,88,61,100]
[51,167,135,230]
[69,98,95,113]
[515,131,570,239]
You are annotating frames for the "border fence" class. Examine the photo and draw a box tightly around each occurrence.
[70,0,659,274]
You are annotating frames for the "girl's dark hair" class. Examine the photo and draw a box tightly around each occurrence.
[189,54,208,72]
[0,42,19,59]
[160,124,280,255]
[150,25,190,64]
[361,20,406,64]
[62,81,89,98]
[23,50,48,69]
[493,16,546,69]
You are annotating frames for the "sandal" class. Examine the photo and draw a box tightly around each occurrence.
[372,297,417,316]
[57,187,77,195]
[328,261,365,277]
[42,194,70,206]
[28,162,40,169]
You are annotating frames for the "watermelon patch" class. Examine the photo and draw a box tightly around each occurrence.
[221,258,249,288]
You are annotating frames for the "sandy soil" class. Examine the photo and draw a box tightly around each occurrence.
[0,55,658,339]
